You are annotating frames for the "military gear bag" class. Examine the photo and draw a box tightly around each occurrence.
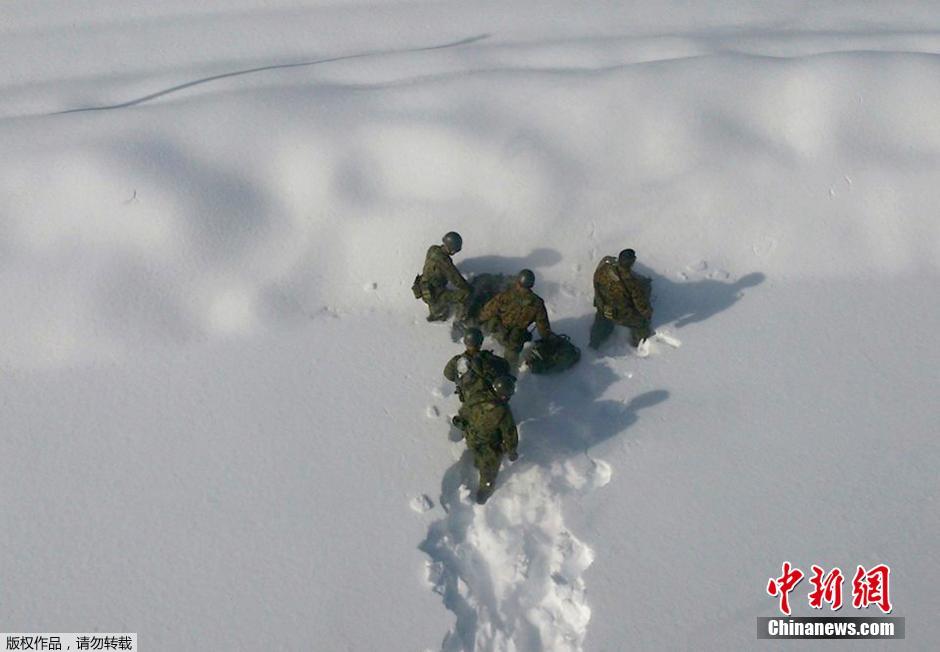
[525,333,581,374]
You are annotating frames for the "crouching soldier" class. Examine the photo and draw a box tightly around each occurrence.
[452,375,518,504]
[444,328,513,403]
[478,269,552,366]
[590,248,654,349]
[412,231,471,322]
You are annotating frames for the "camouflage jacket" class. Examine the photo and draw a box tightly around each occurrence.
[478,286,551,338]
[420,245,470,294]
[593,257,652,319]
[444,350,512,404]
[459,400,518,456]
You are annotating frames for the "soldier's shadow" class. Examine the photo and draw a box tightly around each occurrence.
[458,247,562,276]
[641,268,766,330]
[549,314,598,351]
[514,367,669,469]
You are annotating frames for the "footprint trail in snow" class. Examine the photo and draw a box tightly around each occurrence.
[420,352,670,651]
[421,455,611,652]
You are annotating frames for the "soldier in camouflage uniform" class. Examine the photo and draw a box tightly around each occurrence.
[478,269,552,366]
[412,232,472,322]
[444,328,513,404]
[452,375,519,504]
[589,248,654,349]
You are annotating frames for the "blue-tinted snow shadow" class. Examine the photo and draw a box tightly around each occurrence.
[88,136,279,345]
[458,248,563,276]
[457,249,564,301]
[643,268,766,330]
[514,367,669,466]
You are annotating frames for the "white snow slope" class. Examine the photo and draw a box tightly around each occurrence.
[1,2,938,650]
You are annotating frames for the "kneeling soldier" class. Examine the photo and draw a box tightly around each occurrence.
[412,231,471,322]
[478,269,552,366]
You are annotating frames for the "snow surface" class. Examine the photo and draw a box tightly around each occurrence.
[1,2,938,650]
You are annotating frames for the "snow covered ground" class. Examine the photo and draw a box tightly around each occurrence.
[1,2,938,650]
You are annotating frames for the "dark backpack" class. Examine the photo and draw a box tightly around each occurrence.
[525,333,581,374]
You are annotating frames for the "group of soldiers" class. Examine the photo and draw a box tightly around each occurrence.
[413,231,654,504]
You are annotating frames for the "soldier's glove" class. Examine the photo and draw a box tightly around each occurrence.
[508,451,518,462]
[602,305,616,320]
[452,416,468,430]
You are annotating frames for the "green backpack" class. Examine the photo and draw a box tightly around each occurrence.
[526,333,581,374]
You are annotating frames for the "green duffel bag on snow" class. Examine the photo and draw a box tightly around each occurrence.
[525,333,581,374]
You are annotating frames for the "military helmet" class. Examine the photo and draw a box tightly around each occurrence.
[442,231,463,254]
[491,375,516,400]
[462,328,484,350]
[618,248,637,265]
[517,268,535,289]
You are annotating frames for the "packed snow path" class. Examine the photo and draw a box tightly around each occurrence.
[422,462,601,652]
[420,357,670,651]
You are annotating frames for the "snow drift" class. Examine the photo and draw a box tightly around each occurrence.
[1,2,938,650]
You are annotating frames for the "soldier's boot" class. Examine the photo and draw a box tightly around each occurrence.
[474,456,500,504]
[589,311,615,350]
[629,322,654,347]
[476,479,495,504]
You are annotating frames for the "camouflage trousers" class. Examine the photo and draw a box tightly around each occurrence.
[483,320,531,365]
[457,406,505,497]
[423,286,470,321]
[589,308,653,349]
[467,439,502,497]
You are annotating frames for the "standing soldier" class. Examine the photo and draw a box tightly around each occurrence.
[444,328,513,404]
[589,248,654,349]
[452,375,519,504]
[478,269,552,366]
[412,231,471,322]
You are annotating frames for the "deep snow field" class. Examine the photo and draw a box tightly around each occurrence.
[1,2,939,650]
